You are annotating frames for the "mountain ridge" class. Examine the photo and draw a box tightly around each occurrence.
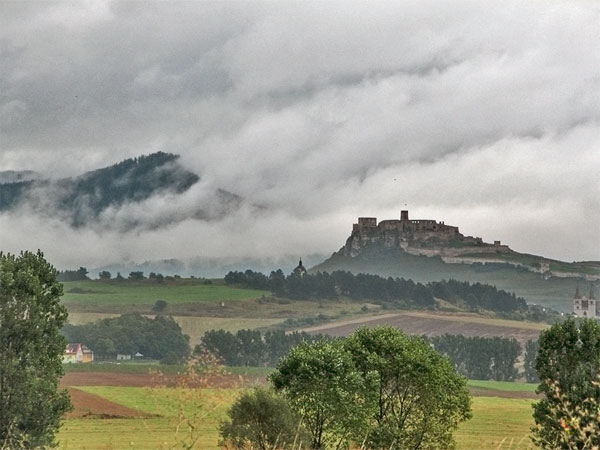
[0,152,201,227]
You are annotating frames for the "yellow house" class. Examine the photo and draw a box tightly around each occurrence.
[63,343,94,363]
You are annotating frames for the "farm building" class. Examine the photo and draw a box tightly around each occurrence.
[64,343,94,363]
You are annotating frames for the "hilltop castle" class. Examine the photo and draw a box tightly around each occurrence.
[343,210,510,259]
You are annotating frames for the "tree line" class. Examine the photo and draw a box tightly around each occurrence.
[57,267,187,282]
[426,334,521,381]
[225,269,528,314]
[201,328,532,382]
[198,329,327,367]
[62,313,190,363]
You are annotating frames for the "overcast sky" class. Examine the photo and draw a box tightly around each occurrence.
[1,1,599,269]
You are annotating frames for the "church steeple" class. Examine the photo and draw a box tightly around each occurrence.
[575,287,582,299]
[292,258,307,277]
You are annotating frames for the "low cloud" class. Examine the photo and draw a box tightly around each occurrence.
[0,1,598,268]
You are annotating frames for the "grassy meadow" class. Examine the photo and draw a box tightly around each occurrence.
[58,382,539,450]
[62,279,270,308]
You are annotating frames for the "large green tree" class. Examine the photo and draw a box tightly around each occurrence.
[532,318,600,449]
[345,327,472,450]
[270,339,373,449]
[0,251,71,448]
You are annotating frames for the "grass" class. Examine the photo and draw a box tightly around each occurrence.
[455,397,537,449]
[58,382,539,450]
[59,387,239,450]
[61,279,269,307]
[467,379,538,393]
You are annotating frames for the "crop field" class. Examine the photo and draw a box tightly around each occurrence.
[58,372,540,450]
[299,310,547,344]
[455,397,537,449]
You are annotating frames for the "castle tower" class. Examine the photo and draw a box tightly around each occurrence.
[401,210,409,221]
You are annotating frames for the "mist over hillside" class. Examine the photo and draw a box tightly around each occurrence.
[90,253,327,279]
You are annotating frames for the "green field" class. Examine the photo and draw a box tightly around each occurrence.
[62,279,270,308]
[59,387,239,450]
[58,382,539,450]
[467,379,538,393]
[455,397,536,449]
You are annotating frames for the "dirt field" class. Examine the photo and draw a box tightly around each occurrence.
[300,311,545,344]
[61,371,267,389]
[65,387,154,419]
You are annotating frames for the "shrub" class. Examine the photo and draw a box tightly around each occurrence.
[220,388,307,450]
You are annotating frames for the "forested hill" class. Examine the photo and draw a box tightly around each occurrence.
[0,152,199,226]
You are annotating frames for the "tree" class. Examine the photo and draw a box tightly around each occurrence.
[270,339,372,449]
[152,299,168,312]
[524,339,539,383]
[532,318,600,449]
[220,388,308,450]
[57,266,89,281]
[98,270,111,280]
[0,251,71,448]
[128,271,145,280]
[345,327,472,450]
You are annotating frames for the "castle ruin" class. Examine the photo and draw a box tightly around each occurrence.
[343,210,511,259]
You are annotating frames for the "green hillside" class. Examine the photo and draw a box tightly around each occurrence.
[312,246,592,312]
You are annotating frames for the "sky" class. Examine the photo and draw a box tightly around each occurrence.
[1,1,599,269]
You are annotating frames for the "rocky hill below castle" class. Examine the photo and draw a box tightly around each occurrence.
[313,211,600,312]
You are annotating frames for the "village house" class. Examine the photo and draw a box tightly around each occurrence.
[63,343,94,363]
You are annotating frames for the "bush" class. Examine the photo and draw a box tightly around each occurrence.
[152,299,168,312]
[220,388,307,450]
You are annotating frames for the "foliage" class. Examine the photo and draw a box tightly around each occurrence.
[128,271,146,280]
[270,339,372,449]
[345,327,472,450]
[429,334,521,381]
[524,339,539,383]
[536,373,600,449]
[270,327,471,449]
[153,299,168,312]
[532,318,600,449]
[225,269,528,314]
[62,313,190,361]
[57,266,89,281]
[220,388,307,450]
[98,270,111,280]
[198,329,327,367]
[0,251,71,449]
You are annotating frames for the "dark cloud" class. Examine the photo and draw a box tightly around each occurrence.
[0,1,599,267]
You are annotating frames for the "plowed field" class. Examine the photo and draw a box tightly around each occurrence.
[61,372,266,388]
[65,387,153,419]
[300,311,546,344]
